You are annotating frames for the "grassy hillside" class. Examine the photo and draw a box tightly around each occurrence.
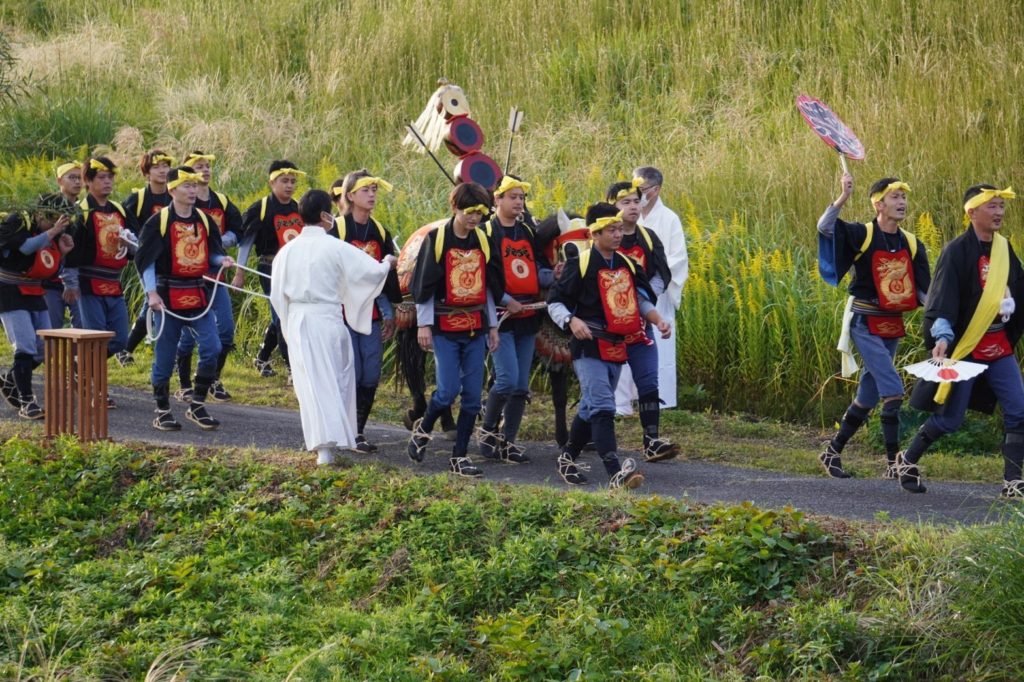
[2,0,1023,420]
[3,434,1024,679]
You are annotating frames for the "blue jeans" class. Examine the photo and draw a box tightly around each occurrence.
[428,333,486,414]
[850,314,904,405]
[626,324,659,395]
[574,356,622,420]
[77,293,129,355]
[491,330,535,394]
[349,319,383,388]
[43,288,82,330]
[1,309,49,361]
[930,354,1024,434]
[151,310,222,386]
[176,285,235,354]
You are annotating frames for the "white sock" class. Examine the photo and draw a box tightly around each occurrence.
[316,447,335,465]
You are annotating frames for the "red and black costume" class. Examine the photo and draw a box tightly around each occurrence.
[0,211,66,416]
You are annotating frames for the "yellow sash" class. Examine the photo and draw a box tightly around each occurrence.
[935,233,1009,404]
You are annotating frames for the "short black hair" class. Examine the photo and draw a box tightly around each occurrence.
[268,159,298,175]
[83,156,116,181]
[963,184,999,206]
[299,189,332,224]
[448,182,491,211]
[869,177,901,199]
[584,202,619,227]
[605,181,639,203]
[166,166,196,188]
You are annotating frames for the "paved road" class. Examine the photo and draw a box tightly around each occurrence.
[8,384,1017,525]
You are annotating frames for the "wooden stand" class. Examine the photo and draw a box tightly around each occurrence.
[36,329,114,441]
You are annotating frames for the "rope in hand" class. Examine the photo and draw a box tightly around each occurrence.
[145,262,272,343]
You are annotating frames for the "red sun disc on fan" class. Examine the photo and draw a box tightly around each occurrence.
[796,95,865,160]
[937,368,960,381]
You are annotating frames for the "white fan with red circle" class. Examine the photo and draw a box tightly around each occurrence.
[904,359,988,383]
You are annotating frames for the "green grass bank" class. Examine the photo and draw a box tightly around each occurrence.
[3,435,1024,679]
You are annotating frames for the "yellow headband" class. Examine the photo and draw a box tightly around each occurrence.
[55,162,79,180]
[964,186,1016,214]
[495,176,531,196]
[184,153,215,167]
[870,181,911,204]
[150,154,175,167]
[461,204,490,216]
[269,168,307,182]
[89,159,116,175]
[588,212,624,233]
[613,178,643,201]
[167,171,204,190]
[346,176,394,196]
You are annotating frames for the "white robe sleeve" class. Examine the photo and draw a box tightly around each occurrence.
[661,208,689,310]
[336,239,392,336]
[270,245,290,343]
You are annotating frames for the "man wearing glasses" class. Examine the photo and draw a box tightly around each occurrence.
[632,166,688,410]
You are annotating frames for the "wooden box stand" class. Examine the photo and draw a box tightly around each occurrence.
[36,329,115,442]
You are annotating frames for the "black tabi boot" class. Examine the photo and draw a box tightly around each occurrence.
[125,315,147,354]
[10,353,35,409]
[174,353,194,403]
[0,367,18,408]
[254,325,277,376]
[896,422,941,494]
[478,390,508,459]
[1001,432,1024,499]
[354,385,378,453]
[210,348,232,402]
[550,368,570,448]
[639,391,678,462]
[879,399,902,479]
[820,402,869,479]
[449,410,482,477]
[500,391,530,464]
[186,373,220,430]
[152,384,181,431]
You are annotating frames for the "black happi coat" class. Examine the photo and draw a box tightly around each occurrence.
[915,229,1024,414]
[135,205,225,311]
[411,218,505,336]
[0,212,54,312]
[546,245,657,361]
[618,225,672,289]
[829,217,931,302]
[485,214,551,336]
[123,185,171,231]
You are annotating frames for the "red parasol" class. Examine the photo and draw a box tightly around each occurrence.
[796,95,865,172]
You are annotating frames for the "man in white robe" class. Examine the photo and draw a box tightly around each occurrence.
[616,166,689,412]
[270,189,396,465]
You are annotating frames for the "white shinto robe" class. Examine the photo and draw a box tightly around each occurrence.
[614,198,689,413]
[270,225,391,451]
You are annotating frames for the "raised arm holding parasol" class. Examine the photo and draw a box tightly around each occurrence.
[801,95,932,481]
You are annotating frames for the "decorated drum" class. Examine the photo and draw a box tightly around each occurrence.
[444,116,485,156]
[396,219,446,296]
[453,152,502,191]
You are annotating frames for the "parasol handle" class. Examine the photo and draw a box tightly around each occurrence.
[838,150,849,175]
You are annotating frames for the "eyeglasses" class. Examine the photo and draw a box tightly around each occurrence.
[639,185,659,193]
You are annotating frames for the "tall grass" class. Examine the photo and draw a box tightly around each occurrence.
[2,0,1024,420]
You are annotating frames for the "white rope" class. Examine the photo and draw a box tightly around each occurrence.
[145,262,273,343]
